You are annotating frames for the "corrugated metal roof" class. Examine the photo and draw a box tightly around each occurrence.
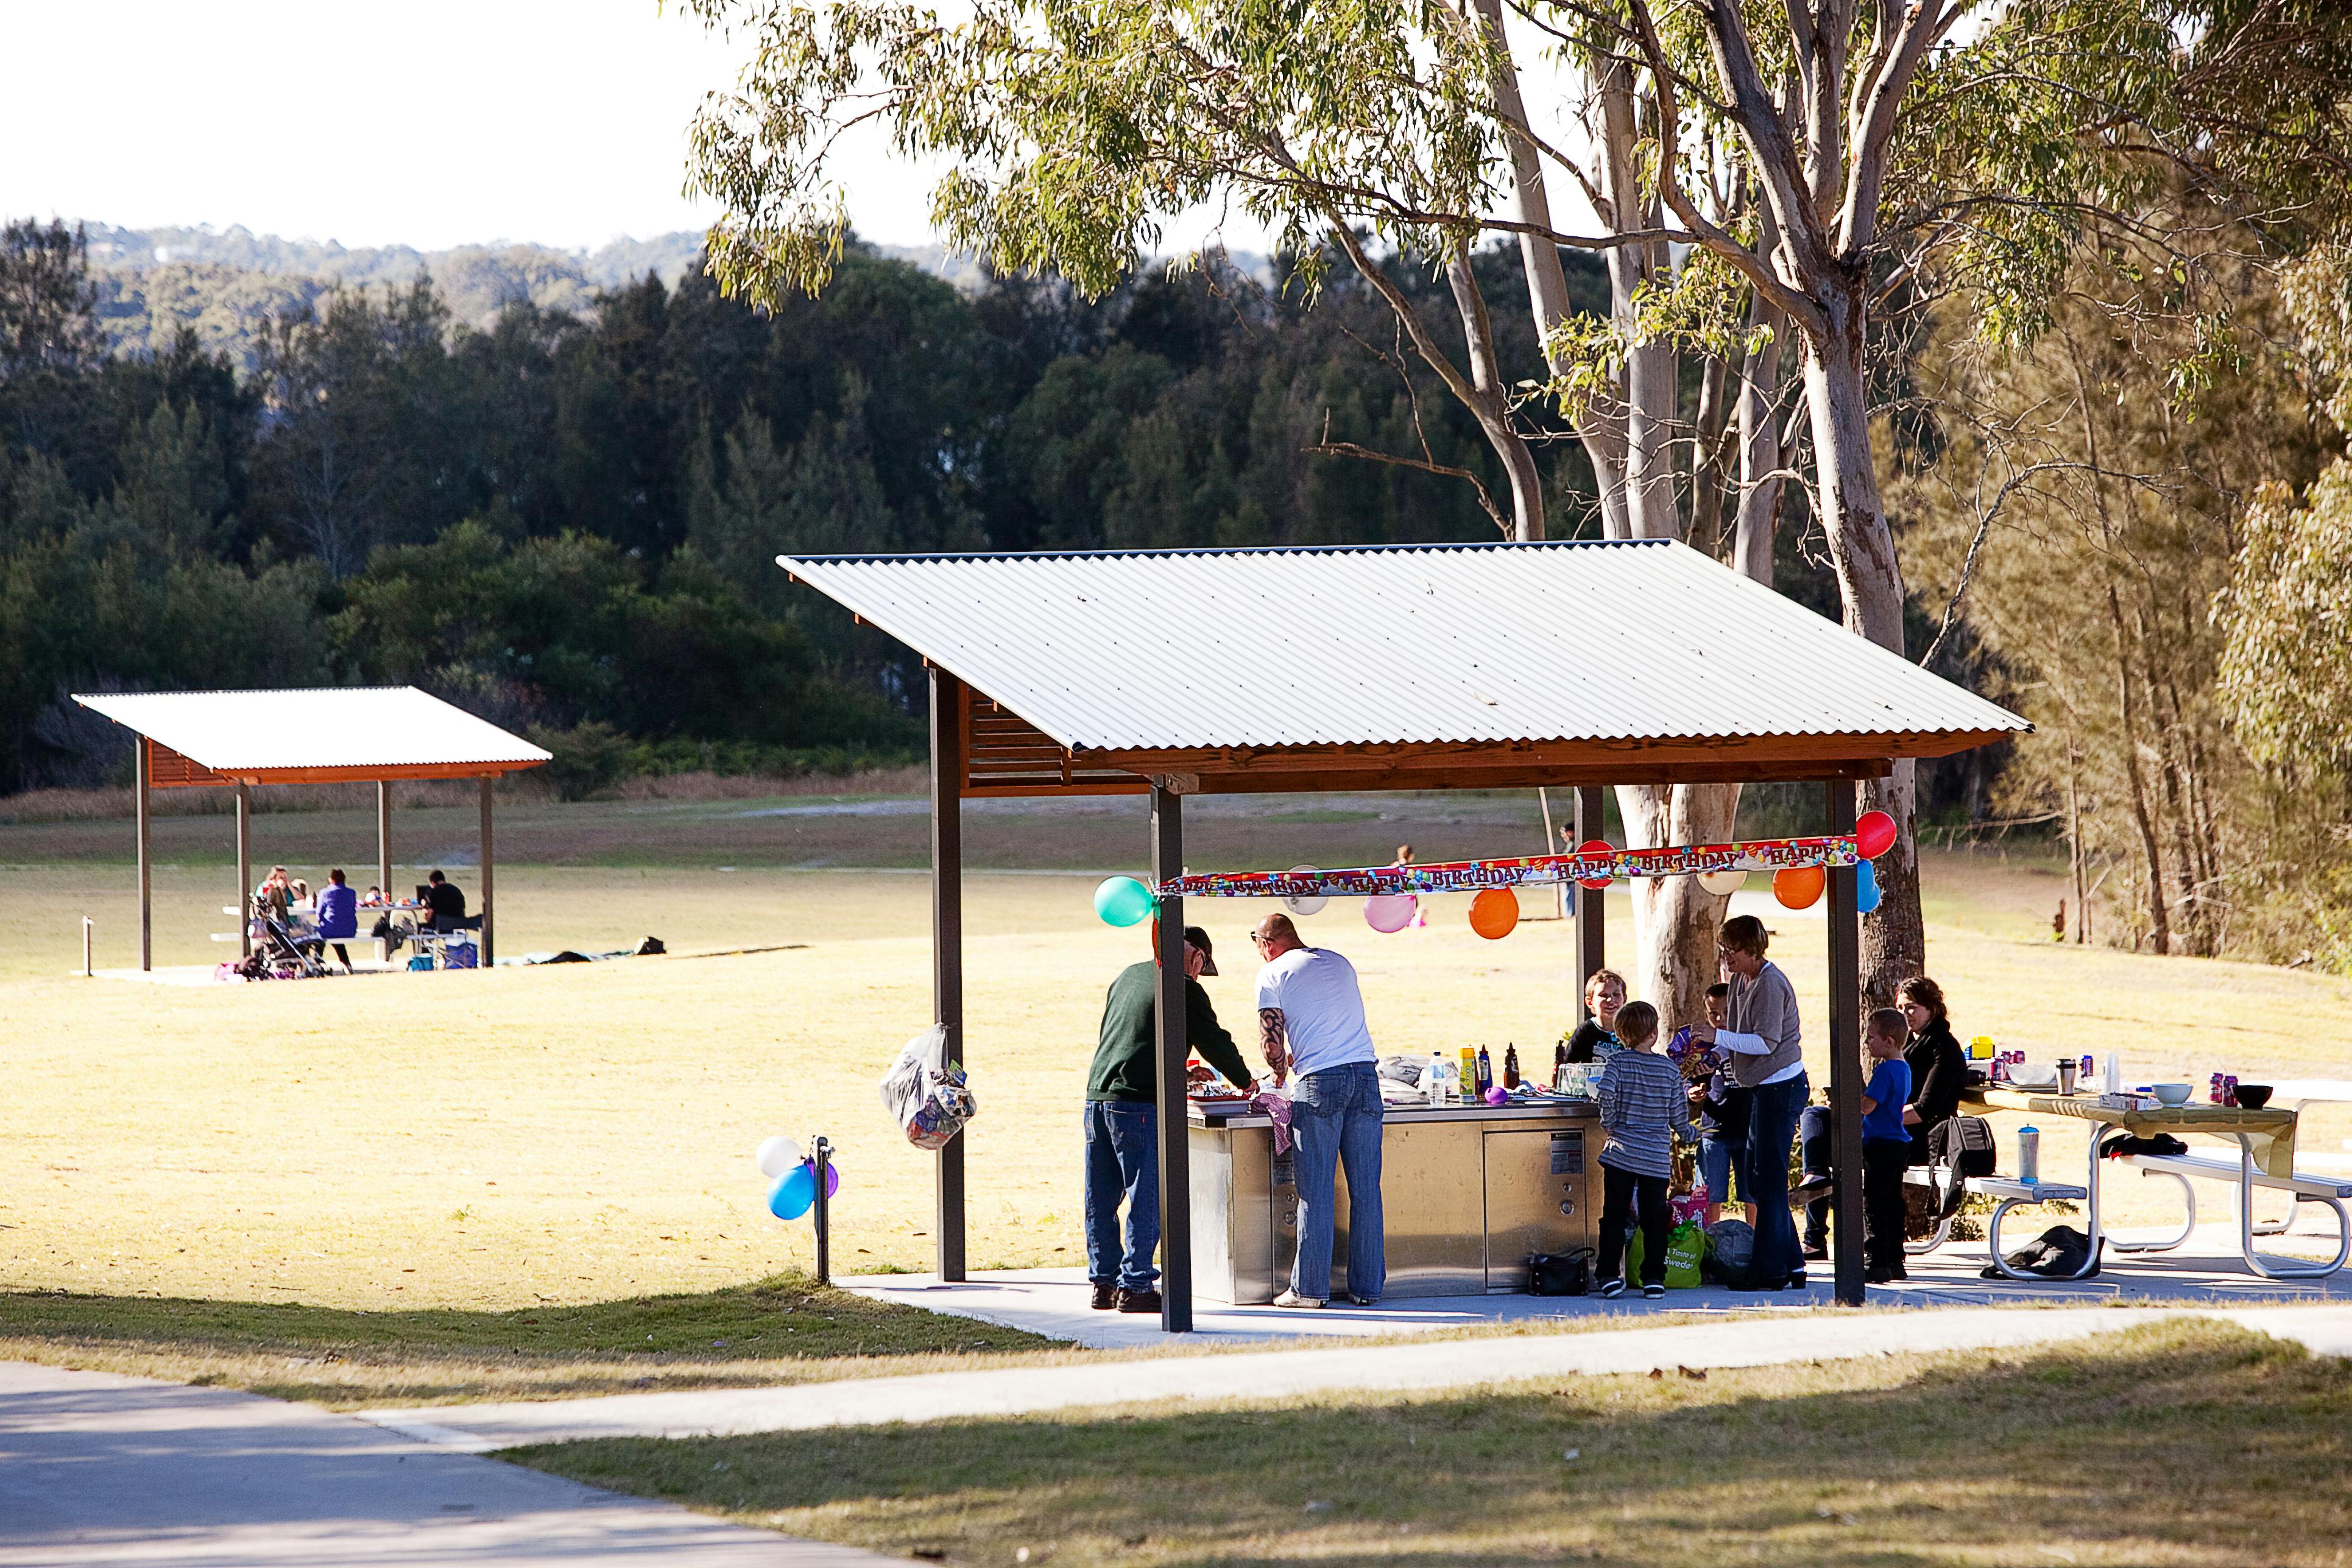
[72,687,553,774]
[778,540,2027,752]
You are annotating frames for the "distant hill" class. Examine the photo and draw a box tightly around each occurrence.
[67,221,1260,372]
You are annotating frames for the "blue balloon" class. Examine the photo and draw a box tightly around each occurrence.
[1093,875,1156,927]
[768,1163,816,1220]
[1856,859,1882,914]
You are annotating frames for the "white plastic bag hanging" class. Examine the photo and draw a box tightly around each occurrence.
[878,1023,978,1150]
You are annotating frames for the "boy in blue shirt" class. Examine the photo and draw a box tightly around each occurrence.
[1860,1007,1914,1283]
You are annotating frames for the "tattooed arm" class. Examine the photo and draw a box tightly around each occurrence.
[1259,1007,1290,1088]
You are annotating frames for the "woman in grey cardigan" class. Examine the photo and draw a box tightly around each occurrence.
[1684,914,1809,1289]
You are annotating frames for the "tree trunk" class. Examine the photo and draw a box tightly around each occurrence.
[1467,0,1629,539]
[1801,292,1921,1005]
[2106,584,2170,954]
[1598,59,1678,542]
[1615,778,1742,1025]
[1732,254,1784,585]
[1444,249,1547,540]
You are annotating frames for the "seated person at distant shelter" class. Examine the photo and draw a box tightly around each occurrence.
[424,870,468,931]
[255,866,293,919]
[314,869,359,970]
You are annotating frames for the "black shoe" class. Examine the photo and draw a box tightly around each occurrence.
[1783,1271,1810,1290]
[1090,1281,1118,1310]
[1865,1266,1895,1285]
[1793,1171,1835,1199]
[1642,1282,1665,1299]
[1598,1278,1626,1299]
[1115,1287,1163,1314]
[1801,1245,1829,1261]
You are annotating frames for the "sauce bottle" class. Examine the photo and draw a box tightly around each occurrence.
[1503,1044,1520,1090]
[1475,1044,1494,1097]
[1459,1047,1478,1103]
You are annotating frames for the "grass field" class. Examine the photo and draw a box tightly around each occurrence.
[518,1318,2352,1567]
[5,788,2350,1402]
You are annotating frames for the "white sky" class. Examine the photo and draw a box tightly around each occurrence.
[3,0,928,252]
[5,0,1594,258]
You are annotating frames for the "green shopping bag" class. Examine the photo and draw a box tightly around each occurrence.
[1662,1221,1706,1289]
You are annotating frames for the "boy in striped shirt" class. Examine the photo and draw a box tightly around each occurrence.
[1595,1001,1698,1299]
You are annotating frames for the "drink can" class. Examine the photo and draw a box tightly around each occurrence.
[2017,1126,2040,1184]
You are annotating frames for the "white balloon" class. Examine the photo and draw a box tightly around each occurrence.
[755,1134,803,1178]
[1281,865,1329,917]
[1697,867,1748,897]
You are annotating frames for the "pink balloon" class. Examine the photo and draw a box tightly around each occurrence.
[1364,894,1416,933]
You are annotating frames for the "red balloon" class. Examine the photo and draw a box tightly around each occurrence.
[1574,839,1614,892]
[1854,809,1898,860]
[1773,866,1826,909]
[1468,887,1520,940]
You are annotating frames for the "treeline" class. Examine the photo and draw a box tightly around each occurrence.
[0,217,1607,793]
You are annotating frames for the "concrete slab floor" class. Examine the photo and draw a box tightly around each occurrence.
[835,1218,2348,1350]
[0,1362,892,1568]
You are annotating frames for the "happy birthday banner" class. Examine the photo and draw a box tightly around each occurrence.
[1155,833,1863,900]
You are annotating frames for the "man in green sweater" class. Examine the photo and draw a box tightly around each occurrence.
[1086,925,1259,1313]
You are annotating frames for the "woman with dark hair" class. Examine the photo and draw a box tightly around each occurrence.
[1898,976,1968,1164]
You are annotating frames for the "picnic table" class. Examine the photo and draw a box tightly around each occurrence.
[1961,1086,2345,1279]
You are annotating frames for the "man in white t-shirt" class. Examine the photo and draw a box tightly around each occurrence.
[1252,913,1384,1308]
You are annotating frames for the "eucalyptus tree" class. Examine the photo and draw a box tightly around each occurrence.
[677,0,2348,1002]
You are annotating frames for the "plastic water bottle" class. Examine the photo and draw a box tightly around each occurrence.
[1427,1051,1451,1107]
[2017,1125,2041,1184]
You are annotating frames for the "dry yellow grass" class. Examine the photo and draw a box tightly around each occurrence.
[6,850,2351,1322]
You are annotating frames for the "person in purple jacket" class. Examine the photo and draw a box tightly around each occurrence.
[314,868,359,971]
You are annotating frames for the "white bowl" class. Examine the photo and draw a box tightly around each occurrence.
[2151,1082,2193,1107]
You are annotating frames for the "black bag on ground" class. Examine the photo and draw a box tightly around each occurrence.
[1928,1114,1998,1218]
[1528,1248,1595,1296]
[1700,1218,1754,1284]
[1980,1223,2102,1279]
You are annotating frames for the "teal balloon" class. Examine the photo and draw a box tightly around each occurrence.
[1093,875,1156,927]
[768,1163,816,1220]
[1856,860,1882,914]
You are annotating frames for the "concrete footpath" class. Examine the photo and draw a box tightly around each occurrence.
[0,1361,892,1568]
[367,1302,2352,1452]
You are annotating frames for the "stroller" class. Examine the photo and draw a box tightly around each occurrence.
[245,899,329,980]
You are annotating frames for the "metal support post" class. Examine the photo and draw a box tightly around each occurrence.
[478,776,495,966]
[929,668,967,1282]
[235,782,252,959]
[1824,780,1865,1307]
[1150,783,1192,1333]
[1573,786,1607,1014]
[135,739,152,972]
[812,1135,833,1285]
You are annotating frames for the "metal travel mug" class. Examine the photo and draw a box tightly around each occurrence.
[2056,1059,2077,1095]
[2017,1125,2041,1184]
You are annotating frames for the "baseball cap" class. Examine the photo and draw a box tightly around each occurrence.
[1183,925,1218,976]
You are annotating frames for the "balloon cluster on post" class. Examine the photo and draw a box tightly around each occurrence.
[1767,809,1896,911]
[757,1134,841,1221]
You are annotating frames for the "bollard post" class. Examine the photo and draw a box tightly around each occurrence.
[83,916,94,978]
[811,1135,833,1286]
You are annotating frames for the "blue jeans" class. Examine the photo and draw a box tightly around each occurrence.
[1290,1061,1385,1302]
[1082,1100,1159,1291]
[1699,1133,1746,1206]
[1742,1072,1809,1285]
[1799,1103,1835,1251]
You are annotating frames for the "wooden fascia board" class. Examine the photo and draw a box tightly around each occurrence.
[146,757,548,789]
[1078,730,2007,777]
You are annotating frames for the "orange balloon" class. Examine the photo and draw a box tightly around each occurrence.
[1773,866,1826,909]
[1469,887,1520,940]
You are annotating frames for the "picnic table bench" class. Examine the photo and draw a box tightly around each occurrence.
[1901,1167,2096,1279]
[1919,1086,2349,1280]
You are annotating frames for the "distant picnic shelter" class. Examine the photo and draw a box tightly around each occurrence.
[73,687,551,969]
